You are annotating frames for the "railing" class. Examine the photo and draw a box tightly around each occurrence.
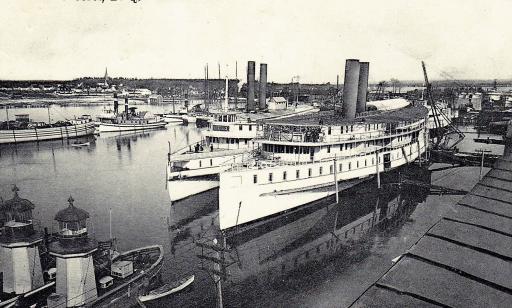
[256,121,425,144]
[227,139,424,172]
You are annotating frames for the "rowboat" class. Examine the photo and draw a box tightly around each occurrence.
[71,141,91,147]
[138,274,194,302]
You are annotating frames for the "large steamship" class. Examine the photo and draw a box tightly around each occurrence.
[167,63,317,202]
[218,59,429,230]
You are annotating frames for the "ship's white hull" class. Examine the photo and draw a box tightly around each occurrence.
[168,177,219,202]
[167,150,249,201]
[163,117,183,124]
[97,121,167,132]
[182,115,197,123]
[219,143,426,230]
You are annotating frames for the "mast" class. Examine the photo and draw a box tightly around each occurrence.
[109,208,112,240]
[235,61,238,108]
[172,87,175,114]
[207,63,210,111]
[224,75,229,112]
[47,103,51,125]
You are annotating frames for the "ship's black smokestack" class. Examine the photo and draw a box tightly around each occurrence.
[259,63,267,110]
[342,59,360,119]
[356,62,369,113]
[247,61,256,111]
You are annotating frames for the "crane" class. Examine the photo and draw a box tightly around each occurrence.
[422,61,465,149]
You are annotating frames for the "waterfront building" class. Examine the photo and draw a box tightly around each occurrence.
[267,97,288,110]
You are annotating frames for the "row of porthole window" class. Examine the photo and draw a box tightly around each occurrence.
[252,157,379,184]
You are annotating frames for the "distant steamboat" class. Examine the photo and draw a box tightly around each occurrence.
[97,97,166,133]
[218,59,429,230]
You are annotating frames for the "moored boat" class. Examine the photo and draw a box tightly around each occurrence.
[167,111,260,202]
[138,274,194,302]
[44,197,164,308]
[97,97,166,133]
[0,114,95,144]
[217,59,429,230]
[167,108,318,202]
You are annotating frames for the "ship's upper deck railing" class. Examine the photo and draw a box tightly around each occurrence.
[225,138,424,172]
[256,118,426,144]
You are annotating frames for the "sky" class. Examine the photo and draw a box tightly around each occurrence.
[1,0,511,83]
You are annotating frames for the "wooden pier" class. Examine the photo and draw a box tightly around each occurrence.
[350,131,512,307]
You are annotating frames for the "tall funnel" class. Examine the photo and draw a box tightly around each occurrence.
[259,63,267,109]
[246,61,256,111]
[342,59,360,119]
[356,62,369,113]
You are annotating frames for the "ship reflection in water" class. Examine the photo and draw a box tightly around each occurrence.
[166,164,430,307]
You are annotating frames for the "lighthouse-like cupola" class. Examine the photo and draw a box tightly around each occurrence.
[0,185,44,294]
[54,196,90,244]
[48,196,98,308]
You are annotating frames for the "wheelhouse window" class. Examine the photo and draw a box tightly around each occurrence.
[283,171,287,180]
[329,165,333,174]
[269,173,273,182]
[348,162,351,170]
[327,126,331,135]
[339,163,342,172]
[253,175,258,184]
[319,167,323,175]
[239,125,243,130]
[249,125,252,131]
[308,168,312,177]
[296,170,300,179]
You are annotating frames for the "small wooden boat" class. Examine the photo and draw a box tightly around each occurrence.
[138,274,195,303]
[71,141,91,147]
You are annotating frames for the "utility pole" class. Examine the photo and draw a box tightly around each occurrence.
[213,238,223,308]
[196,236,233,308]
[376,151,381,189]
[477,148,491,180]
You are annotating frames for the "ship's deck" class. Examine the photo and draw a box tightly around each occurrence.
[264,104,428,126]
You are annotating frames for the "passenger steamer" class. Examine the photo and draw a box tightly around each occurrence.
[167,72,318,202]
[167,111,260,202]
[97,97,166,133]
[218,59,429,230]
